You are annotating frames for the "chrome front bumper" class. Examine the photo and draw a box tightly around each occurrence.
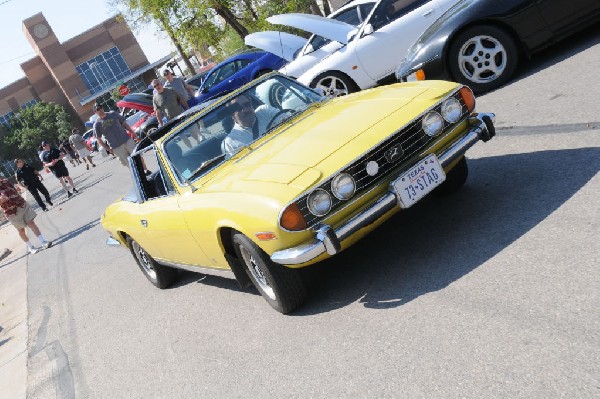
[271,113,496,265]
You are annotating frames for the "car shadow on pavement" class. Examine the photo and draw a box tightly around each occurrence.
[293,147,599,315]
[172,270,252,294]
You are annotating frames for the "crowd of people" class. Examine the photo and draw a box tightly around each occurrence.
[1,68,194,256]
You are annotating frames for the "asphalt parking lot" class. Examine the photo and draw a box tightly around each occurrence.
[1,25,598,399]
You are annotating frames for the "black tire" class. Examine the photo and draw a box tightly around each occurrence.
[127,237,178,289]
[232,233,306,314]
[310,71,359,97]
[435,156,468,196]
[448,25,519,93]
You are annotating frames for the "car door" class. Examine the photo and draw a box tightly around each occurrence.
[535,0,599,36]
[135,151,211,267]
[353,0,457,81]
[201,61,241,100]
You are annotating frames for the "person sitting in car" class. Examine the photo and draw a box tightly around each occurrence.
[222,94,279,157]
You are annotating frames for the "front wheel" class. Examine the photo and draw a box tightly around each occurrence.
[448,25,519,93]
[127,237,178,288]
[232,233,306,314]
[311,71,359,98]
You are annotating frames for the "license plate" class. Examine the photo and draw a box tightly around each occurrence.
[393,154,446,208]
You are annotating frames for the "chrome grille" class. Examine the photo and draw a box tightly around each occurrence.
[296,92,468,227]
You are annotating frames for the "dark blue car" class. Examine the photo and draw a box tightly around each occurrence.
[194,50,286,104]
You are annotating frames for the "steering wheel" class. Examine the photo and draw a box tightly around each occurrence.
[265,109,295,131]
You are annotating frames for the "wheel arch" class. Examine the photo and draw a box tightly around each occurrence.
[444,20,528,80]
[218,226,252,288]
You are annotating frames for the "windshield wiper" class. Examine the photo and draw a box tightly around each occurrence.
[185,154,227,184]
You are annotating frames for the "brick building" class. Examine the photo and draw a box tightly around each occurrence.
[0,13,168,132]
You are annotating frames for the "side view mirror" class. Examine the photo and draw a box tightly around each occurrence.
[304,43,315,54]
[347,29,359,42]
[200,86,209,94]
[362,24,374,37]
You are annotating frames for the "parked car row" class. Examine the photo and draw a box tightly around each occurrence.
[247,0,600,94]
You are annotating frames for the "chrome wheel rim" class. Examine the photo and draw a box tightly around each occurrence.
[133,242,156,280]
[458,35,507,84]
[314,76,350,97]
[239,245,276,300]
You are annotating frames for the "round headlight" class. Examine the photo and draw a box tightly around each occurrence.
[422,111,444,137]
[441,98,462,123]
[331,173,356,200]
[307,189,332,217]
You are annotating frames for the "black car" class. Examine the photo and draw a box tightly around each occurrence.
[396,0,600,92]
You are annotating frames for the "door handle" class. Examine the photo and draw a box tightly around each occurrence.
[422,9,434,17]
[141,220,148,227]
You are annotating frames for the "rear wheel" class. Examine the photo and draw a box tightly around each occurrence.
[232,233,306,314]
[311,71,359,98]
[435,156,468,196]
[127,237,178,288]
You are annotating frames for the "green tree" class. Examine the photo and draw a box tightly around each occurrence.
[1,102,72,158]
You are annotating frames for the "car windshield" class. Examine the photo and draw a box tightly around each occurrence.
[163,75,323,183]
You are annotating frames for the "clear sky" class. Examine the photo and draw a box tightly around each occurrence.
[0,0,174,89]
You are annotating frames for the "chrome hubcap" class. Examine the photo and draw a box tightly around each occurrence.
[314,76,349,97]
[239,246,276,300]
[458,35,507,84]
[134,242,156,280]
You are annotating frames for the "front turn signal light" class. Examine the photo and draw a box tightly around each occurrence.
[280,203,308,231]
[459,86,476,113]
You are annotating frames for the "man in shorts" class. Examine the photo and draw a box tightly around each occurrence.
[40,141,79,198]
[0,176,53,254]
[69,128,96,170]
[92,104,137,167]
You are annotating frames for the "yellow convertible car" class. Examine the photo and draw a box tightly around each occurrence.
[102,73,495,313]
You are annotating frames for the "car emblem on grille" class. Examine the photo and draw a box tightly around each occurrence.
[385,144,404,163]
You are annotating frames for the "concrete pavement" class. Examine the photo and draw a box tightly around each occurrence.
[0,219,29,399]
[0,162,95,399]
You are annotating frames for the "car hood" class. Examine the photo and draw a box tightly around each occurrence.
[200,81,458,198]
[267,13,355,45]
[245,31,307,62]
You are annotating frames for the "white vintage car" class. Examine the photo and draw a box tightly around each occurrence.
[248,0,460,96]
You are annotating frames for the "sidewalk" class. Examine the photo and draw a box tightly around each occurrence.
[0,212,32,398]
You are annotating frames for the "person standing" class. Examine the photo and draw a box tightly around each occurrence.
[59,139,79,167]
[40,141,78,198]
[14,158,53,212]
[163,69,197,107]
[92,104,137,167]
[152,79,189,127]
[0,176,53,254]
[69,128,96,170]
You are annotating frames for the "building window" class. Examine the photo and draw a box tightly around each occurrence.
[0,112,14,129]
[21,99,38,109]
[76,47,131,95]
